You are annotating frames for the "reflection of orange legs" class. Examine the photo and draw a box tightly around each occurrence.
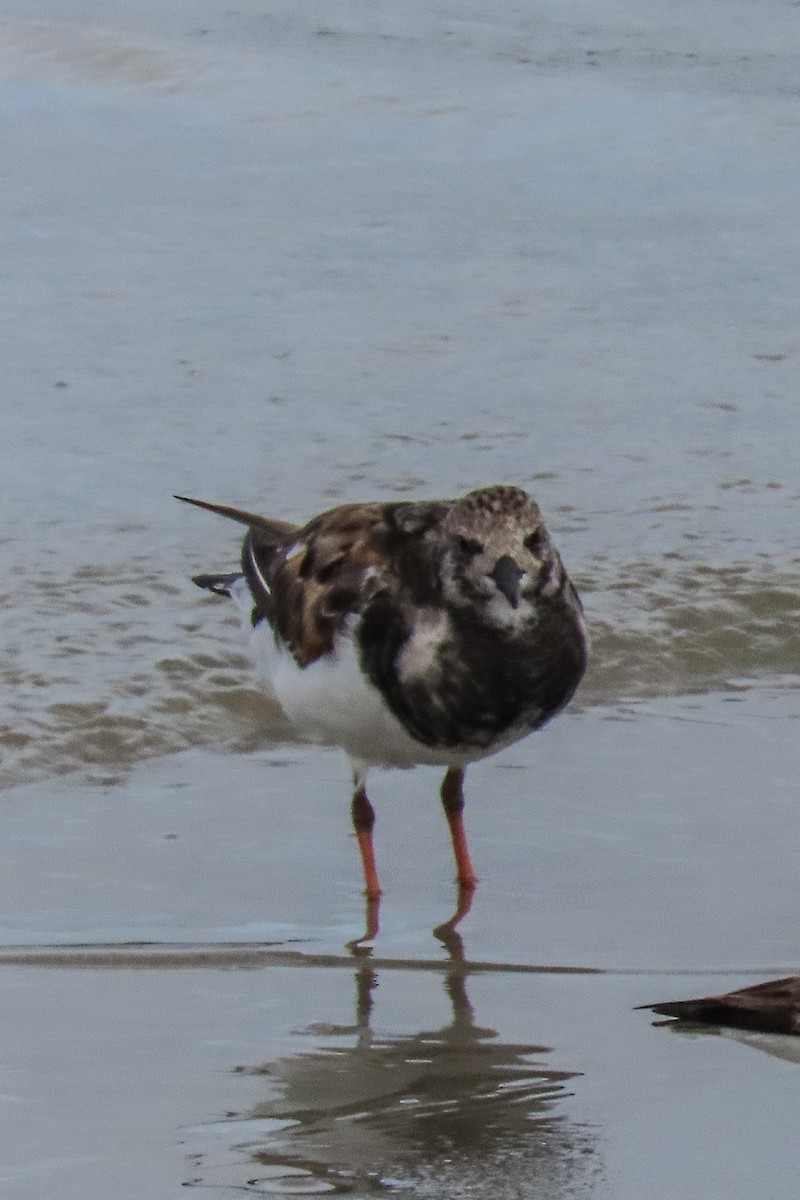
[351,780,382,902]
[433,882,474,949]
[347,896,380,952]
[440,767,477,891]
[362,895,380,941]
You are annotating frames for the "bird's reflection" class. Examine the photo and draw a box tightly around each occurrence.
[186,941,599,1195]
[349,882,475,949]
[654,1022,800,1067]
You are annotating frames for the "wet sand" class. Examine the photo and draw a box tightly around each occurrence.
[4,693,800,1197]
[3,1,800,1196]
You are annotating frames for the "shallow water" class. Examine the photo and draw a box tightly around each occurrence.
[2,2,800,1196]
[2,3,800,787]
[3,692,800,1199]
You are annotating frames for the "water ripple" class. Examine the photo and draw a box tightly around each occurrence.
[1,554,798,790]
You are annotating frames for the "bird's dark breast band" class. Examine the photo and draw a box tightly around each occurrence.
[357,593,587,750]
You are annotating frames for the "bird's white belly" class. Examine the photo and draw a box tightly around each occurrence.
[226,578,531,769]
[246,618,475,769]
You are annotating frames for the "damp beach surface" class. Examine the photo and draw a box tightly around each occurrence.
[2,2,800,1196]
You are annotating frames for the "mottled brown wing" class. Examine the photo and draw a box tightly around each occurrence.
[264,498,449,666]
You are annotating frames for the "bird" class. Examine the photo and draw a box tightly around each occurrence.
[643,975,800,1035]
[177,485,588,907]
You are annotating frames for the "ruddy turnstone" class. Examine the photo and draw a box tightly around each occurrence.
[177,485,588,903]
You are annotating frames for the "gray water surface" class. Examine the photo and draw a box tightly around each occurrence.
[2,2,800,1197]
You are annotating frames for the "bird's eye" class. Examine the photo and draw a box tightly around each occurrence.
[456,535,483,556]
[524,527,546,556]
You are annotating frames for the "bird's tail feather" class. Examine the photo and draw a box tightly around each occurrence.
[175,495,298,543]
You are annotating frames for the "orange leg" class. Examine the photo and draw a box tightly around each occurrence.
[351,781,382,901]
[440,766,477,890]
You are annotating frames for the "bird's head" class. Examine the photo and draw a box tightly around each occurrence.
[439,486,563,621]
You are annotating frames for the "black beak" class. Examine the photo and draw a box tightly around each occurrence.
[489,555,522,608]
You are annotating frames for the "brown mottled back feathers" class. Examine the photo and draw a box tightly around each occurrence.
[241,499,449,667]
[259,505,385,666]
